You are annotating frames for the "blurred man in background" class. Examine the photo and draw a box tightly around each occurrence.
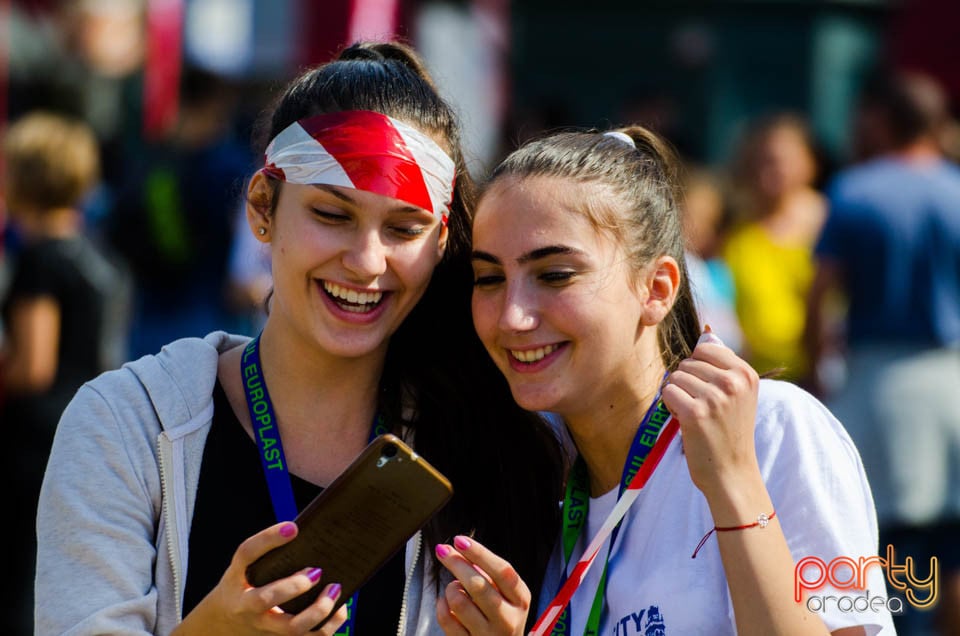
[806,69,960,636]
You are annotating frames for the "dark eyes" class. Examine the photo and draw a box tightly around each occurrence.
[393,226,426,237]
[472,270,576,288]
[473,274,504,288]
[311,208,427,238]
[540,271,575,283]
[312,208,349,222]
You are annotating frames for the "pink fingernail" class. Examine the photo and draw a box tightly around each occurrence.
[326,583,341,599]
[453,536,471,551]
[279,522,297,537]
[436,544,451,559]
[307,567,323,583]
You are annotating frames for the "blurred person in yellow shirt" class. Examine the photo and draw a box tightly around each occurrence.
[723,113,826,382]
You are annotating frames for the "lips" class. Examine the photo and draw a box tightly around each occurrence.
[315,280,393,326]
[322,280,384,313]
[505,342,568,373]
[509,343,560,363]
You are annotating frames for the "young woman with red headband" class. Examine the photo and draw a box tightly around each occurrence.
[35,42,563,635]
[431,127,895,635]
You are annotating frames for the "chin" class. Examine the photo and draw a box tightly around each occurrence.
[509,386,562,415]
[317,332,388,359]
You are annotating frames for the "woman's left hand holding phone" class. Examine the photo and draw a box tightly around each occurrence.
[434,536,531,635]
[171,521,348,635]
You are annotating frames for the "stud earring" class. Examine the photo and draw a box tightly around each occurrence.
[258,227,267,236]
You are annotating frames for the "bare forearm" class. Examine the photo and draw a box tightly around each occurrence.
[707,475,830,636]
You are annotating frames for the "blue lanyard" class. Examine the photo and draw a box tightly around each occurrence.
[241,334,389,632]
[552,394,672,636]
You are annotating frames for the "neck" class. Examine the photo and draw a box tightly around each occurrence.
[19,207,82,240]
[257,321,385,432]
[564,361,666,497]
[759,186,810,216]
[891,138,942,162]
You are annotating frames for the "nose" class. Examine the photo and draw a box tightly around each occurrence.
[341,229,388,279]
[498,282,538,333]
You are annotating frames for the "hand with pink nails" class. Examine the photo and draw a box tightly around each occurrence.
[433,535,531,635]
[660,326,763,502]
[171,521,347,636]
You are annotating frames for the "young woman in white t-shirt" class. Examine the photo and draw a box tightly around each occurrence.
[431,126,896,635]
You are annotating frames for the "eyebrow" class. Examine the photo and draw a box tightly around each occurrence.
[311,184,425,215]
[472,245,582,265]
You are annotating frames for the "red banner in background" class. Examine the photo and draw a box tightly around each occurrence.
[296,0,408,68]
[347,0,399,44]
[144,0,183,141]
[0,0,9,174]
[0,0,7,250]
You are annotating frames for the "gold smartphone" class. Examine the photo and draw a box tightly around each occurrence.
[245,433,453,616]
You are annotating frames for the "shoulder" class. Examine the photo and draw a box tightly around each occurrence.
[753,379,863,470]
[751,381,877,534]
[53,332,250,483]
[825,160,886,202]
[754,379,846,437]
[828,158,889,186]
[753,379,880,529]
[8,239,57,277]
[83,331,250,433]
[725,222,762,245]
[722,223,765,263]
[929,158,960,193]
[936,157,960,175]
[756,377,823,417]
[750,382,891,636]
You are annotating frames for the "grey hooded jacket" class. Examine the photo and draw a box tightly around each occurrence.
[35,331,445,635]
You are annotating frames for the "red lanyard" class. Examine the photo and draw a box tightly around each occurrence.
[530,414,679,636]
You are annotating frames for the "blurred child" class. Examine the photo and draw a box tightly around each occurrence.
[0,111,130,634]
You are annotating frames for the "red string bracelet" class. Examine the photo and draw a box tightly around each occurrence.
[691,510,776,558]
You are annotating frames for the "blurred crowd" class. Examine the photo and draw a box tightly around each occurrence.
[1,1,959,635]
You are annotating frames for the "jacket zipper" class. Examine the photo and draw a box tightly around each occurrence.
[397,532,422,636]
[157,433,183,620]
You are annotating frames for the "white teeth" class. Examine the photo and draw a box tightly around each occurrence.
[510,344,558,363]
[323,281,383,306]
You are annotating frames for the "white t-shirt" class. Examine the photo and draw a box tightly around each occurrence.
[538,379,897,635]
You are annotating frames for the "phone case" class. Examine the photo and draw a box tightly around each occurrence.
[245,433,453,616]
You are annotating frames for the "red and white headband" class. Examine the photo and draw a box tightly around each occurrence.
[262,110,456,224]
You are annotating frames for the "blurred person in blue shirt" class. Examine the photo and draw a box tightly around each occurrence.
[106,65,255,358]
[806,69,960,636]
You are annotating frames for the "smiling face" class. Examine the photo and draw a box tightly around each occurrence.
[250,175,447,361]
[471,175,665,419]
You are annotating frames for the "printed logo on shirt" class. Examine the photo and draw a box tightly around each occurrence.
[611,605,666,636]
[795,544,938,615]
